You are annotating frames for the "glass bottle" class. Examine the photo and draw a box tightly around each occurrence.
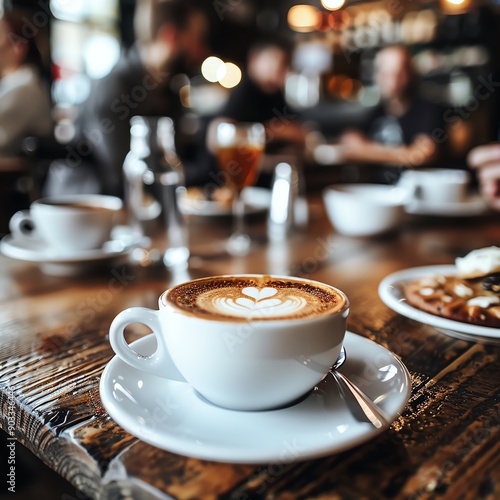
[268,161,308,241]
[123,116,189,268]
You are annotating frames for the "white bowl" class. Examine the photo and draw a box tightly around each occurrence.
[323,184,407,237]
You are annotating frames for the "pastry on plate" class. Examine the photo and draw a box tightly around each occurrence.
[404,247,500,328]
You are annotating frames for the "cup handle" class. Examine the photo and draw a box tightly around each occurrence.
[109,307,185,382]
[397,173,418,202]
[9,210,35,238]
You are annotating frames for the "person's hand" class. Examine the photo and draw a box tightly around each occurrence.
[467,143,500,210]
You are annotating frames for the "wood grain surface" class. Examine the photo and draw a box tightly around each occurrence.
[1,200,499,500]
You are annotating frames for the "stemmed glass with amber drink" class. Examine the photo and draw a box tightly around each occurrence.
[214,121,265,255]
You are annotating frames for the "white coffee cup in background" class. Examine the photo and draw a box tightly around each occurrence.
[109,274,349,411]
[323,184,407,237]
[9,194,122,252]
[398,168,470,204]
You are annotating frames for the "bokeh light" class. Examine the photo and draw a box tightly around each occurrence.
[201,57,241,89]
[439,0,471,13]
[218,62,242,89]
[321,0,345,11]
[201,56,225,83]
[287,5,320,33]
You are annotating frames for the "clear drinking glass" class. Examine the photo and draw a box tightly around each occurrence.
[214,121,265,255]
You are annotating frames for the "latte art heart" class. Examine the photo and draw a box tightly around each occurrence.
[211,286,307,318]
[166,276,345,321]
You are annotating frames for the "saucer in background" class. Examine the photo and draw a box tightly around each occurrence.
[0,226,140,276]
[405,194,489,217]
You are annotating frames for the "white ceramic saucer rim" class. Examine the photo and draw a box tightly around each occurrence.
[99,331,411,464]
[405,195,489,216]
[435,327,500,346]
[0,228,137,264]
[378,265,500,339]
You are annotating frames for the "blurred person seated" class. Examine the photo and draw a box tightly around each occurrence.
[0,9,53,234]
[467,142,500,210]
[207,36,307,154]
[73,0,208,197]
[339,45,442,174]
[0,10,52,158]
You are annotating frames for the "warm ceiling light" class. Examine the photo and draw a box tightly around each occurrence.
[321,0,345,11]
[287,5,320,33]
[218,62,242,89]
[201,56,225,83]
[440,0,471,13]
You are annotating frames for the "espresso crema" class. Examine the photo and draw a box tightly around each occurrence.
[165,276,346,321]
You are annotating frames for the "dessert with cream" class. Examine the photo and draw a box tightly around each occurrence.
[404,247,500,327]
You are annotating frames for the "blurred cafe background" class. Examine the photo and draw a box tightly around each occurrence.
[2,0,500,232]
[1,2,500,496]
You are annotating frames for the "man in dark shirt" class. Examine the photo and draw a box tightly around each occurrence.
[368,99,443,150]
[76,0,208,196]
[339,45,443,175]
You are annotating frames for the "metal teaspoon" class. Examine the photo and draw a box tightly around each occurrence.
[330,347,391,429]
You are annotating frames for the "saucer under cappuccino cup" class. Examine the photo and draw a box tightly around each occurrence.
[109,274,349,411]
[9,194,122,252]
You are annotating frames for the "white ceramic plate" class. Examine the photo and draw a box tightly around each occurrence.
[405,195,489,217]
[178,187,271,216]
[100,331,411,464]
[378,265,500,345]
[0,226,139,276]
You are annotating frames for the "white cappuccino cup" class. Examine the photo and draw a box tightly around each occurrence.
[109,274,349,411]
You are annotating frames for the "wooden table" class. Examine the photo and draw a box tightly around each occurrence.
[1,199,499,499]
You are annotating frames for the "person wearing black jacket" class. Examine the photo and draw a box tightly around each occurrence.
[74,0,208,197]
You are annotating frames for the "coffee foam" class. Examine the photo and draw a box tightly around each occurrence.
[166,276,344,321]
